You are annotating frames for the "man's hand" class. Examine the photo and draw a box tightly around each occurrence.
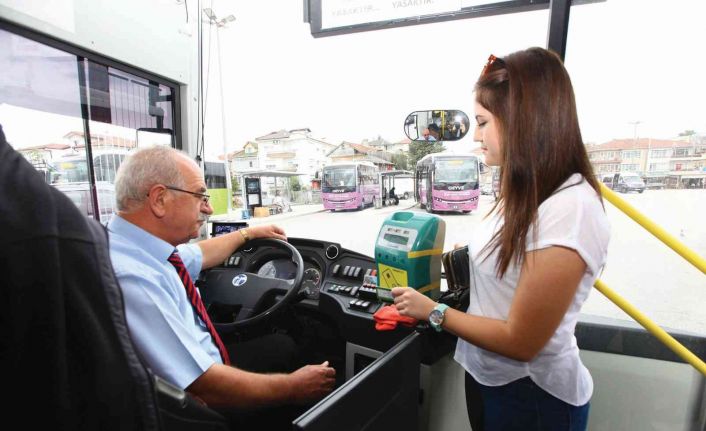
[199,224,287,269]
[288,361,336,405]
[248,224,287,241]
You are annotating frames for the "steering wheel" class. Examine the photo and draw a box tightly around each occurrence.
[197,238,304,332]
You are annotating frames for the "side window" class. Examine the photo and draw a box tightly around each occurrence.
[0,27,177,224]
[567,1,705,337]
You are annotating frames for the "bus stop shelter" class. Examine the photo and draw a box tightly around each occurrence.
[235,169,306,216]
[378,169,413,207]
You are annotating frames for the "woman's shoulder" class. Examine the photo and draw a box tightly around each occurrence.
[550,174,599,200]
[541,174,605,217]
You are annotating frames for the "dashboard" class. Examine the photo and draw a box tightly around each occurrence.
[257,257,323,299]
[203,236,459,362]
[215,237,380,312]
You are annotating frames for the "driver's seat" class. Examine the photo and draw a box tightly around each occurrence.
[0,125,228,430]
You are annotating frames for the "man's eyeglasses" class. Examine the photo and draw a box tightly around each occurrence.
[480,54,502,77]
[165,185,211,204]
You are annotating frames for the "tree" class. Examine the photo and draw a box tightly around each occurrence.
[408,140,445,167]
[678,130,696,137]
[391,152,409,171]
[290,176,302,191]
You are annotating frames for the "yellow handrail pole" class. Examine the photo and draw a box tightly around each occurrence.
[599,183,706,275]
[593,279,706,377]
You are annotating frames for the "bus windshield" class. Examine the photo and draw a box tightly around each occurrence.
[434,159,478,184]
[322,167,356,189]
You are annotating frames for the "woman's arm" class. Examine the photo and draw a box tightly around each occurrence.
[392,245,586,362]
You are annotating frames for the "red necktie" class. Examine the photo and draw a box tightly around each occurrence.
[168,250,231,365]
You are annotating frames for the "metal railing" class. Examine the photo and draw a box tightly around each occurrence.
[594,183,706,376]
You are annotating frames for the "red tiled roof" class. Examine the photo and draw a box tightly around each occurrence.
[347,142,378,154]
[19,143,71,151]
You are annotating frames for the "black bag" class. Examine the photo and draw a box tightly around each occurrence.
[442,246,471,292]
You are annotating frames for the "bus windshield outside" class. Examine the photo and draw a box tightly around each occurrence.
[321,162,380,211]
[434,158,479,184]
[322,165,356,191]
[415,154,480,213]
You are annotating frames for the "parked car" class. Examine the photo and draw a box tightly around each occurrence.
[613,172,646,193]
[480,182,493,195]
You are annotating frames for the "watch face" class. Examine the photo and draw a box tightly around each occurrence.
[429,309,443,326]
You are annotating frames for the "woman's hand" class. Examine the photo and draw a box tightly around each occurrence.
[248,224,287,241]
[391,287,437,321]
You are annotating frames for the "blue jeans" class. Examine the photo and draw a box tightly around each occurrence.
[465,374,590,431]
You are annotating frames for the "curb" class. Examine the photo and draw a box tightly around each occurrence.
[231,201,419,225]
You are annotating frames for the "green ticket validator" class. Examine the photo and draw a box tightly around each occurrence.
[374,211,445,302]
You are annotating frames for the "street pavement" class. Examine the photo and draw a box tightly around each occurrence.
[210,200,419,226]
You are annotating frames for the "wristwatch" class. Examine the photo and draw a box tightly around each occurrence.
[239,228,250,241]
[428,303,449,332]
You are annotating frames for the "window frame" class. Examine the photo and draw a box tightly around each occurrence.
[1,18,182,222]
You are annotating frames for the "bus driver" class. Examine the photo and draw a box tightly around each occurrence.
[107,146,335,427]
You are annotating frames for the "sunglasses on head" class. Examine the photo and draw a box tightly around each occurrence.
[480,54,503,76]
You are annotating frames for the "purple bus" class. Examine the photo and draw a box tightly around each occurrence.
[415,154,480,213]
[322,161,381,211]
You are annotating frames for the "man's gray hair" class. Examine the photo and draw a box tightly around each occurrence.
[115,146,189,211]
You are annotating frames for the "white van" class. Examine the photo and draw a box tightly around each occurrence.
[613,172,646,193]
[395,176,414,200]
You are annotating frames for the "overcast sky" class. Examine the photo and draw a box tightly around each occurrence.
[200,0,706,158]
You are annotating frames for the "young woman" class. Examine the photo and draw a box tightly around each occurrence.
[392,47,610,431]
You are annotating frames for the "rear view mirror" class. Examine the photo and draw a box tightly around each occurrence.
[403,110,470,142]
[479,162,489,175]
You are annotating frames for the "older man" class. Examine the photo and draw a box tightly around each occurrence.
[106,146,335,421]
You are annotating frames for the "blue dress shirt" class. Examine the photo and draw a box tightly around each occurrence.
[107,215,221,389]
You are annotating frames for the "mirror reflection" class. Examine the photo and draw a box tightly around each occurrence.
[403,110,470,142]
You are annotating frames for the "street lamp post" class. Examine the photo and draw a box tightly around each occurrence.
[628,120,642,174]
[202,8,235,211]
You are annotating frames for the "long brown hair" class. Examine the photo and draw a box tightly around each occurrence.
[476,47,601,278]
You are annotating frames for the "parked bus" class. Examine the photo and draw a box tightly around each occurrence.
[203,161,232,215]
[415,153,480,213]
[321,161,380,211]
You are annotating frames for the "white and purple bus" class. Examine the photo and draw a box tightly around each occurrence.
[415,153,480,213]
[321,161,380,211]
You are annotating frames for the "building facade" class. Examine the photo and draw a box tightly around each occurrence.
[229,128,336,190]
[586,137,706,189]
[326,141,394,171]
